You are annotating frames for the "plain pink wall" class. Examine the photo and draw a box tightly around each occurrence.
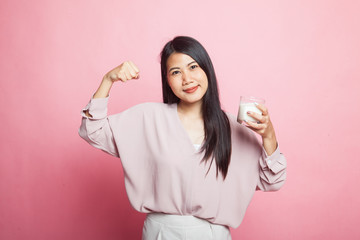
[1,0,359,239]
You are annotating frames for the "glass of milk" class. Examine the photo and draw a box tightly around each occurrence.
[237,96,265,123]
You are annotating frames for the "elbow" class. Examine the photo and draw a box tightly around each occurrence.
[78,119,91,142]
[258,171,287,192]
[78,127,87,141]
[267,178,286,192]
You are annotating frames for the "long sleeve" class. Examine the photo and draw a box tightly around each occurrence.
[226,113,287,192]
[78,96,119,157]
[78,103,288,229]
[256,145,287,191]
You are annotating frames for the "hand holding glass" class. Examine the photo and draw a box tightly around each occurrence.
[237,96,265,123]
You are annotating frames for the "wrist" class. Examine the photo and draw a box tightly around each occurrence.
[262,132,276,142]
[102,75,114,84]
[262,134,277,156]
[93,77,113,99]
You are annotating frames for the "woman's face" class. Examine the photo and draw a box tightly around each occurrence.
[166,52,208,105]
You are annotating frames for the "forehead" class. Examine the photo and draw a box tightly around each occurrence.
[167,52,196,69]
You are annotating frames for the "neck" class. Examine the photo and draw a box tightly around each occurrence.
[177,100,203,119]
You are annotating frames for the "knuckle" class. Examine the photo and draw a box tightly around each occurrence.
[118,73,125,79]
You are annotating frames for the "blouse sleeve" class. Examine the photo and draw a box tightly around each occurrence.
[78,96,119,158]
[256,145,287,191]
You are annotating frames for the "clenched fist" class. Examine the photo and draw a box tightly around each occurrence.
[105,61,140,83]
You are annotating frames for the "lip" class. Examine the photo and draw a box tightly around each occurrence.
[184,86,199,93]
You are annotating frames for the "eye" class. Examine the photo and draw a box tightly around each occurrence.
[190,64,198,70]
[171,70,180,75]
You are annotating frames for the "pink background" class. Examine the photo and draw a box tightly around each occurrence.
[1,0,359,239]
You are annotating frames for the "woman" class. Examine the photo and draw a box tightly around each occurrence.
[79,36,286,240]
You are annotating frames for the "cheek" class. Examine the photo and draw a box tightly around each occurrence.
[167,77,179,90]
[200,72,208,85]
[197,70,207,81]
[167,75,173,85]
[202,77,209,92]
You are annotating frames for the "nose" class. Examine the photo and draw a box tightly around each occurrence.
[182,71,193,86]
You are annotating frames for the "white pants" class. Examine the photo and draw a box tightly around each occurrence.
[142,213,232,240]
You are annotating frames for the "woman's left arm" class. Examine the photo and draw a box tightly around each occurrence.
[244,104,287,191]
[243,103,277,155]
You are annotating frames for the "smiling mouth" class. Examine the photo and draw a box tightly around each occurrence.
[184,86,198,93]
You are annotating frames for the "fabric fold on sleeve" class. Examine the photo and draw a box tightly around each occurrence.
[78,95,119,158]
[257,144,287,191]
[260,145,287,174]
[80,96,109,120]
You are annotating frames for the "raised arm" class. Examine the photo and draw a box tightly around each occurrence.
[79,61,140,157]
[84,61,140,117]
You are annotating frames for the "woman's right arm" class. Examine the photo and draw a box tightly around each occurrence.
[79,61,140,156]
[84,61,140,117]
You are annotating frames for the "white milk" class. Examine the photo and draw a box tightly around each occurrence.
[237,102,262,122]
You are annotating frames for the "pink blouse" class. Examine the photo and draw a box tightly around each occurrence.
[78,97,287,228]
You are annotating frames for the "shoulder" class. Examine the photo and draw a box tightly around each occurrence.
[126,102,175,114]
[113,102,175,119]
[224,112,247,133]
[108,102,175,128]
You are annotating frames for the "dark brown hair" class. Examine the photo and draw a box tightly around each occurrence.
[160,36,232,180]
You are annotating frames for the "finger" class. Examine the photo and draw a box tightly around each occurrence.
[123,69,132,80]
[128,61,140,73]
[122,61,139,79]
[117,72,127,82]
[245,125,258,132]
[244,122,262,133]
[255,103,269,116]
[244,120,265,130]
[247,111,265,123]
[128,68,138,78]
[124,61,139,79]
[245,125,267,137]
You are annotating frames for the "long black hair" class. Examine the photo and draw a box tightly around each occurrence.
[160,36,232,180]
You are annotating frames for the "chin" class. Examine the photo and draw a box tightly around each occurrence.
[181,98,203,105]
[176,92,205,105]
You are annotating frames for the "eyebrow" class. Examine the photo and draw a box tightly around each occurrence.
[168,61,197,73]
